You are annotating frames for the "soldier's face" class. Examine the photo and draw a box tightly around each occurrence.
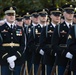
[63,12,74,21]
[16,21,23,27]
[31,17,39,24]
[50,15,61,23]
[39,15,47,22]
[23,19,31,25]
[6,13,15,23]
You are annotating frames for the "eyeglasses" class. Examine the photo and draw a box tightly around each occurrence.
[6,13,15,16]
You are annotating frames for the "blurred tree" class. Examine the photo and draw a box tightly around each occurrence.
[0,0,76,18]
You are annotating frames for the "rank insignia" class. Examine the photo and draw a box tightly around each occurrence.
[48,30,53,33]
[60,30,67,33]
[1,29,8,32]
[68,35,72,39]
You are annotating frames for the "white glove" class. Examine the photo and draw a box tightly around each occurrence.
[7,55,17,63]
[39,49,44,55]
[9,61,15,69]
[66,52,73,59]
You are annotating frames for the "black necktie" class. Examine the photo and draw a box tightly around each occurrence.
[11,25,13,29]
[69,24,71,28]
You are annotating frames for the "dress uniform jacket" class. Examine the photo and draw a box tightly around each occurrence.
[24,24,33,60]
[0,23,25,65]
[51,21,71,66]
[28,24,43,64]
[39,24,55,66]
[67,25,76,72]
[24,24,33,41]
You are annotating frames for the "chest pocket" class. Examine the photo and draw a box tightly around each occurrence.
[1,30,9,38]
[60,30,67,38]
[47,30,53,38]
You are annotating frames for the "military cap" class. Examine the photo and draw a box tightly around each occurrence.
[3,6,17,14]
[38,9,48,17]
[62,3,75,14]
[23,12,31,19]
[49,7,63,16]
[31,10,39,18]
[16,16,23,21]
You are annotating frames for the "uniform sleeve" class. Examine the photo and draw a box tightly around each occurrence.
[0,25,10,59]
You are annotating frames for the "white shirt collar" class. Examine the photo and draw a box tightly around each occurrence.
[39,23,46,28]
[6,20,16,28]
[65,21,72,28]
[32,23,38,26]
[51,22,56,28]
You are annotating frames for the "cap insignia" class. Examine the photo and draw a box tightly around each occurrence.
[68,35,72,39]
[57,8,59,11]
[70,5,72,8]
[10,7,13,10]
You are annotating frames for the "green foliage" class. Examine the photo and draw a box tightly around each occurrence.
[0,0,76,18]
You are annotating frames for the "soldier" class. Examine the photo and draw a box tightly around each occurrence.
[38,7,62,75]
[0,6,25,75]
[51,4,75,75]
[23,12,31,27]
[16,16,24,27]
[27,9,48,75]
[67,20,76,75]
[23,12,32,74]
[31,10,39,26]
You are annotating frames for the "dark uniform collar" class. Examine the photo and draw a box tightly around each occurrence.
[5,20,16,28]
[4,23,17,32]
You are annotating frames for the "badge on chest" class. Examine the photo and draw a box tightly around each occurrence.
[16,29,22,36]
